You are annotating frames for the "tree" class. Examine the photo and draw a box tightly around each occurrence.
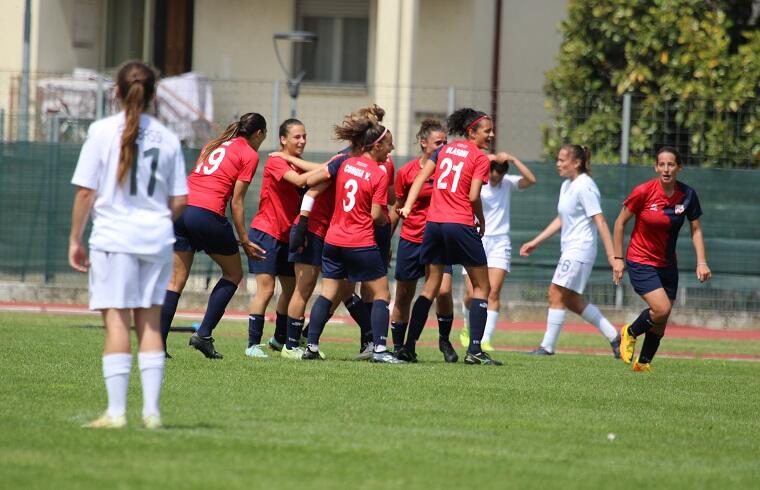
[544,0,760,167]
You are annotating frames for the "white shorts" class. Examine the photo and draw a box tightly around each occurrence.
[551,255,594,294]
[462,234,511,274]
[88,250,172,310]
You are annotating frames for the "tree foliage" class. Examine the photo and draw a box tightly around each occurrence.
[544,0,760,167]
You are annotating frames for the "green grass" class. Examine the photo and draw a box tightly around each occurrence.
[1,312,759,489]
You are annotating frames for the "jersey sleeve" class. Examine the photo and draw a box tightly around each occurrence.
[237,147,259,183]
[372,171,389,206]
[327,153,350,178]
[71,123,104,190]
[504,174,522,190]
[685,187,703,221]
[169,145,189,196]
[269,157,294,182]
[578,181,603,217]
[394,167,406,200]
[473,153,490,182]
[623,184,646,214]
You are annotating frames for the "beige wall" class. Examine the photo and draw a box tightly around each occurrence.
[33,0,104,74]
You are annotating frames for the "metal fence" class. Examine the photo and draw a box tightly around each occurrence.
[1,141,759,314]
[2,70,758,167]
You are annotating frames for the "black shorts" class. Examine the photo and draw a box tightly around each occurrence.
[395,238,453,281]
[375,222,392,271]
[287,227,325,267]
[420,222,487,267]
[321,243,386,283]
[173,205,239,256]
[627,260,679,300]
[247,228,295,277]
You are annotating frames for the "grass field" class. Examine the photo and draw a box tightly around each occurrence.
[2,312,759,489]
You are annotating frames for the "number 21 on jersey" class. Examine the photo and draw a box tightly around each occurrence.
[436,157,463,193]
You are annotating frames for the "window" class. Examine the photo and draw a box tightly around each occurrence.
[294,0,370,85]
[105,0,145,68]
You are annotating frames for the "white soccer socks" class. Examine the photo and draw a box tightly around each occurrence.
[540,308,567,353]
[483,310,499,343]
[102,353,132,418]
[581,304,618,341]
[138,351,165,419]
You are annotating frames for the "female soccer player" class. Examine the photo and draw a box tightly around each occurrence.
[397,108,501,366]
[69,61,187,429]
[245,118,317,358]
[300,116,403,363]
[613,147,710,371]
[160,112,267,360]
[519,145,620,357]
[392,118,459,363]
[461,151,536,351]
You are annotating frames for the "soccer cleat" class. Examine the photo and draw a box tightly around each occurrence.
[281,346,305,359]
[481,339,495,352]
[165,351,172,359]
[464,351,503,366]
[459,325,470,349]
[267,336,284,352]
[439,339,459,363]
[301,347,324,360]
[633,359,652,372]
[245,344,269,358]
[355,342,375,361]
[370,351,406,364]
[619,324,635,364]
[528,347,554,356]
[84,413,127,429]
[189,333,224,359]
[610,335,622,359]
[143,414,162,430]
[394,346,418,363]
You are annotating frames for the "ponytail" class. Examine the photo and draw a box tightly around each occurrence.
[562,143,592,174]
[115,61,156,184]
[198,112,266,164]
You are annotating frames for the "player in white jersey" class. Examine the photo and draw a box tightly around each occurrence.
[519,145,620,357]
[461,152,536,351]
[69,61,188,429]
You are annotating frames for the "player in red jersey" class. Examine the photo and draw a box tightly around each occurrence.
[160,113,267,359]
[613,146,711,371]
[299,115,404,363]
[244,118,320,358]
[391,118,459,362]
[397,108,501,365]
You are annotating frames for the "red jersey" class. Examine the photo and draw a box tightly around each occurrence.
[427,140,489,226]
[187,137,259,216]
[325,156,388,248]
[250,156,303,241]
[379,157,395,222]
[624,179,702,267]
[293,152,349,238]
[396,158,434,243]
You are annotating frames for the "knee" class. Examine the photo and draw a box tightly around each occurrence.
[487,288,500,303]
[169,272,189,292]
[255,281,275,300]
[649,304,671,325]
[224,270,243,285]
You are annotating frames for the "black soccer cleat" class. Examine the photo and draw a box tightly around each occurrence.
[439,339,459,363]
[301,347,324,360]
[464,351,503,366]
[610,335,622,359]
[189,333,223,359]
[394,346,418,363]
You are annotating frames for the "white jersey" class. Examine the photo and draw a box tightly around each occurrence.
[557,173,602,263]
[481,174,522,237]
[71,112,188,258]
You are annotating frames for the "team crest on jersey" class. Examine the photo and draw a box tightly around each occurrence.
[674,204,685,215]
[649,204,658,211]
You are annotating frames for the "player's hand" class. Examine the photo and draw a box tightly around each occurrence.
[697,263,711,283]
[519,241,537,257]
[290,218,309,253]
[68,240,89,272]
[241,240,266,260]
[477,221,485,237]
[397,206,411,219]
[269,151,286,160]
[612,259,625,285]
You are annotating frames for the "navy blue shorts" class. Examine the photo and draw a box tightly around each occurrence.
[247,228,295,276]
[173,205,239,255]
[627,260,679,300]
[287,227,324,267]
[420,222,487,267]
[375,223,392,271]
[395,238,452,281]
[322,243,386,282]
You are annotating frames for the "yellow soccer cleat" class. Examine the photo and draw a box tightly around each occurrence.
[481,339,495,352]
[84,413,127,429]
[460,325,470,349]
[619,324,636,364]
[632,359,652,373]
[143,414,163,430]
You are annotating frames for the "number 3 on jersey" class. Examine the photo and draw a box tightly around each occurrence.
[343,178,358,212]
[437,157,464,193]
